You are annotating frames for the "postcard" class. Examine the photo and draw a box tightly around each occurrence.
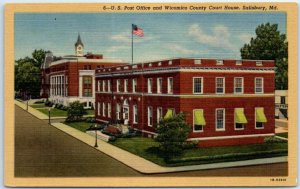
[4,2,298,187]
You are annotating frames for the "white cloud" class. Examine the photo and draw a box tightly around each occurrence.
[188,24,236,50]
[165,44,198,55]
[237,33,253,43]
[111,32,158,43]
[106,45,128,53]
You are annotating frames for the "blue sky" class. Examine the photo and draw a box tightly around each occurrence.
[15,12,286,63]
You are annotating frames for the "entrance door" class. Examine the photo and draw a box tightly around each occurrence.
[123,99,129,125]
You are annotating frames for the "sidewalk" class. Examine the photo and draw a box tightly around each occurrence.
[52,122,288,174]
[15,100,93,120]
[15,100,288,174]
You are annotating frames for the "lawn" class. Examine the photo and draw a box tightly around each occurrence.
[37,108,68,117]
[64,121,93,132]
[36,107,95,117]
[110,137,288,167]
[276,132,288,138]
[30,104,46,108]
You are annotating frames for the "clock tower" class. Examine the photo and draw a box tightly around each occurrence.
[75,33,84,56]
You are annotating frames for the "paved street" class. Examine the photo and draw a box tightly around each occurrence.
[15,105,287,177]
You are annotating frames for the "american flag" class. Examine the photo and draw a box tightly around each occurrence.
[132,24,144,37]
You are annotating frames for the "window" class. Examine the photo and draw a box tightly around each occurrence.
[216,77,225,94]
[124,79,128,92]
[256,61,263,66]
[97,81,101,92]
[102,102,106,117]
[216,60,223,65]
[157,107,163,124]
[97,102,100,116]
[157,78,162,93]
[168,60,172,65]
[216,109,225,131]
[102,80,106,92]
[280,96,286,104]
[234,108,247,130]
[132,79,137,93]
[255,107,267,129]
[194,59,201,64]
[116,79,120,92]
[148,78,152,93]
[193,77,203,94]
[193,109,206,132]
[234,77,243,93]
[83,89,92,97]
[116,103,121,120]
[83,76,92,84]
[108,80,111,92]
[108,103,111,118]
[255,78,263,93]
[167,77,173,94]
[236,60,242,65]
[148,106,153,126]
[133,105,138,123]
[158,62,162,66]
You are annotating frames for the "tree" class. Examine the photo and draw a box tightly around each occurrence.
[156,113,191,160]
[240,23,288,89]
[66,101,86,122]
[15,49,48,99]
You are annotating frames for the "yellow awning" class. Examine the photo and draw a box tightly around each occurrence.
[256,108,267,123]
[235,108,248,124]
[194,109,206,125]
[164,109,174,120]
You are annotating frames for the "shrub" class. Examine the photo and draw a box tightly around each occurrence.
[264,136,287,143]
[66,101,86,122]
[86,117,96,123]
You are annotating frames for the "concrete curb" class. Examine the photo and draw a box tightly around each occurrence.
[275,136,288,141]
[51,122,288,174]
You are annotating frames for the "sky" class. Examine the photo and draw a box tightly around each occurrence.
[15,12,286,63]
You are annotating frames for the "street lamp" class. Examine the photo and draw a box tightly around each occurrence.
[86,124,100,148]
[94,124,98,148]
[48,107,51,124]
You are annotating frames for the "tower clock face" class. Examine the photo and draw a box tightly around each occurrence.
[78,46,81,50]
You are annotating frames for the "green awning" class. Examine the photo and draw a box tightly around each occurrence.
[235,108,248,124]
[164,109,174,120]
[256,108,267,123]
[194,109,206,125]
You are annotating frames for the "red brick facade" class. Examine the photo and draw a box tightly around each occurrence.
[95,58,275,147]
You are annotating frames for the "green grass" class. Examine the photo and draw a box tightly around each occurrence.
[86,109,95,115]
[30,104,46,108]
[110,137,288,167]
[276,132,288,138]
[64,121,93,132]
[37,108,68,117]
[36,107,95,117]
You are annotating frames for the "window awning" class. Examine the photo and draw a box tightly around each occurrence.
[194,109,206,126]
[235,108,248,124]
[164,109,174,120]
[256,108,267,122]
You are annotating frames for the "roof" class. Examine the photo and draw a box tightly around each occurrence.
[75,34,84,47]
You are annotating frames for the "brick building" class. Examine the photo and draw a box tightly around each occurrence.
[94,58,275,147]
[40,34,126,108]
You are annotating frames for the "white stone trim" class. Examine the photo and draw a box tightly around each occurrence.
[142,130,157,136]
[187,133,274,141]
[95,67,275,78]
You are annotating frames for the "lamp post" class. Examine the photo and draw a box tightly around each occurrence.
[94,124,98,148]
[86,124,100,148]
[48,107,51,124]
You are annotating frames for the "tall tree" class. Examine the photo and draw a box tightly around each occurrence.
[240,23,288,89]
[15,49,48,99]
[156,113,191,160]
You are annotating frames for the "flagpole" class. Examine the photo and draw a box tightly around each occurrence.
[131,24,133,64]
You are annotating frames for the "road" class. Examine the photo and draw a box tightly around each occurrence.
[15,105,288,177]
